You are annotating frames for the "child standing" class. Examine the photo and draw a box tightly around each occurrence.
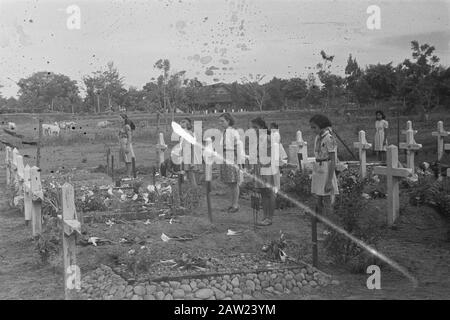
[374,110,389,162]
[309,115,339,219]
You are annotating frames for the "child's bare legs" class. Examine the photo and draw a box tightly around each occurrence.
[229,182,240,210]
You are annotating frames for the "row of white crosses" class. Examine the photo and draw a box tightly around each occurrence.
[372,120,450,226]
[353,120,423,179]
[5,146,43,235]
[5,147,81,299]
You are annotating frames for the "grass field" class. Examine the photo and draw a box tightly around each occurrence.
[3,109,450,176]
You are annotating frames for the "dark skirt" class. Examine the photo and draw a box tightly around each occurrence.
[220,163,239,184]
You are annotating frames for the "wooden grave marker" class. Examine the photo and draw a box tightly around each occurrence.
[373,145,412,226]
[432,121,450,162]
[204,137,214,223]
[5,146,12,185]
[156,132,167,171]
[399,120,422,173]
[60,183,82,300]
[353,130,372,178]
[15,154,24,208]
[23,165,32,225]
[30,166,43,236]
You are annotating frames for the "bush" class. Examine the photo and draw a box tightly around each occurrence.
[323,168,384,272]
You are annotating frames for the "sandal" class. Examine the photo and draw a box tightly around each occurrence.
[222,206,233,212]
[228,206,239,213]
[258,219,272,226]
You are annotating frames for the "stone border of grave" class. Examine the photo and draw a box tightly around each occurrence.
[78,264,338,300]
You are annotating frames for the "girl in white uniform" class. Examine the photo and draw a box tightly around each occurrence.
[374,110,389,162]
[310,115,339,219]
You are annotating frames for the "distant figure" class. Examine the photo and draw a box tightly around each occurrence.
[118,113,135,177]
[374,110,388,162]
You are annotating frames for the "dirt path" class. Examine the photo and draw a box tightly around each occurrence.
[0,171,63,300]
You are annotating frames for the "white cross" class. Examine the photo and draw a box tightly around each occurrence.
[431,121,450,162]
[156,132,167,167]
[353,130,372,178]
[399,121,422,174]
[373,145,412,226]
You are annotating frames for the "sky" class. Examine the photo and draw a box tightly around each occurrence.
[0,0,449,98]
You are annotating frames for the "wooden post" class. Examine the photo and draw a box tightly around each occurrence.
[23,165,32,225]
[311,212,318,268]
[373,145,412,226]
[5,146,11,185]
[156,132,167,172]
[15,154,24,208]
[399,121,422,174]
[204,138,214,222]
[36,118,43,168]
[111,155,115,182]
[60,183,82,300]
[30,166,43,236]
[132,157,136,178]
[296,130,308,171]
[432,121,449,162]
[353,130,372,178]
[106,147,111,176]
[12,148,19,184]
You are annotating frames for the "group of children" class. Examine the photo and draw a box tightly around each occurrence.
[165,110,390,227]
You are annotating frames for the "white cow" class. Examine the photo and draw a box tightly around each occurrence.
[97,120,111,128]
[8,122,16,130]
[42,122,60,136]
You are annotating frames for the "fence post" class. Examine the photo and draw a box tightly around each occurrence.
[36,118,43,168]
[23,165,32,226]
[5,146,11,185]
[204,138,214,223]
[60,183,82,300]
[106,147,111,176]
[15,154,24,208]
[30,166,43,236]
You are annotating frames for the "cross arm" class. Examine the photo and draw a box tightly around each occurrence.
[373,166,413,178]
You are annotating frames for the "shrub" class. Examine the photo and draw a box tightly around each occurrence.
[323,168,384,272]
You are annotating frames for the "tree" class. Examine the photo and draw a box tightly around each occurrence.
[344,54,363,103]
[397,41,441,116]
[283,78,307,109]
[364,62,396,102]
[153,59,186,119]
[241,74,267,111]
[305,73,322,106]
[316,50,344,108]
[83,61,125,113]
[17,71,82,113]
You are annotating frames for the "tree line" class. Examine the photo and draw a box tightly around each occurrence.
[1,41,449,115]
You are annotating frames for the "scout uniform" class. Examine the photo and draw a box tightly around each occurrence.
[311,127,339,196]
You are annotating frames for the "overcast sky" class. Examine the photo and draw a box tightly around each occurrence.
[0,0,449,98]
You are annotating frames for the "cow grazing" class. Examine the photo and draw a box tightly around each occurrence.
[8,122,16,130]
[97,120,111,128]
[42,122,60,136]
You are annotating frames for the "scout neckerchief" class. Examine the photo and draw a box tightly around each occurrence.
[315,127,333,158]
